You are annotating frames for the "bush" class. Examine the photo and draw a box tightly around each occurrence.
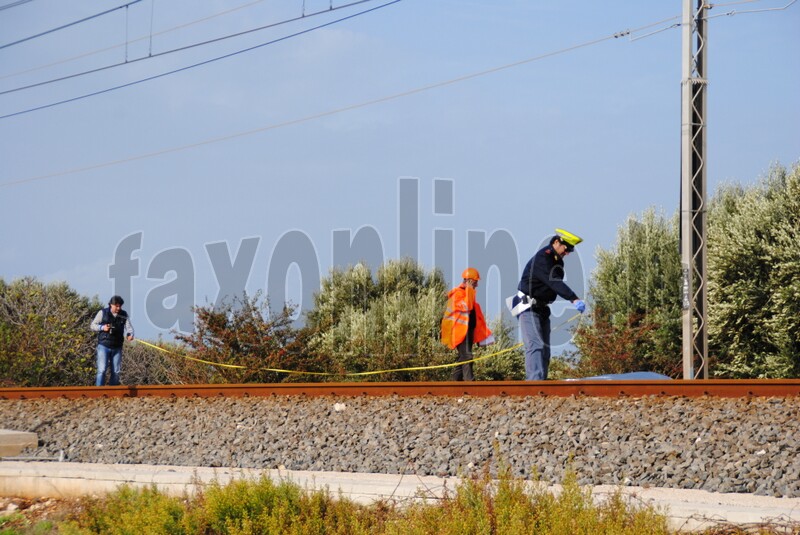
[61,468,671,535]
[472,316,525,381]
[174,292,312,384]
[707,163,800,378]
[305,259,523,382]
[0,277,101,386]
[122,339,213,385]
[305,259,454,381]
[387,466,670,535]
[70,485,185,535]
[573,208,682,378]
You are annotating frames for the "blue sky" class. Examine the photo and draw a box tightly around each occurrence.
[1,0,798,341]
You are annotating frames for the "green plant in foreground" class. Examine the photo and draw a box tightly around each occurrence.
[387,466,670,535]
[0,513,23,535]
[1,512,58,535]
[61,485,185,535]
[57,467,679,534]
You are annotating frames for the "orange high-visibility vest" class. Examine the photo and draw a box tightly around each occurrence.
[440,283,492,349]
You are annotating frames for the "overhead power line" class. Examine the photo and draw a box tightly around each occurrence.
[629,0,795,41]
[0,0,268,82]
[0,0,380,97]
[0,0,142,51]
[1,2,794,189]
[0,0,34,12]
[0,21,665,188]
[0,0,401,120]
[703,0,796,19]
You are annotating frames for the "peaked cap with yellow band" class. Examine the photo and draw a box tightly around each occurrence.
[555,228,583,247]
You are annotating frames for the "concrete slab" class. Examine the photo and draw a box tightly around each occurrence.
[1,461,799,532]
[0,462,450,504]
[0,430,37,457]
[588,484,800,533]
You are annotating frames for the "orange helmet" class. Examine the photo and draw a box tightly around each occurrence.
[462,267,480,281]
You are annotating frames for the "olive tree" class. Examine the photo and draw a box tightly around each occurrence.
[305,259,451,380]
[306,258,523,381]
[574,163,800,379]
[573,208,683,377]
[707,163,800,378]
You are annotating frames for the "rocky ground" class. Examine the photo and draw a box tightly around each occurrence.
[1,395,798,498]
[0,495,83,531]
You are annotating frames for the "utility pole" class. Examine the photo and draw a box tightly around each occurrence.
[681,0,709,379]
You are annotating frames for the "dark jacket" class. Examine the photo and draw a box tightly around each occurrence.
[97,307,129,349]
[518,245,579,307]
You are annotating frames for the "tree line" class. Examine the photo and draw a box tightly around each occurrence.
[1,163,797,386]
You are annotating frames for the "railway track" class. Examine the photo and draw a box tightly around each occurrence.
[1,379,799,399]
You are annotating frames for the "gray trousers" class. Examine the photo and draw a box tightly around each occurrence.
[519,307,551,380]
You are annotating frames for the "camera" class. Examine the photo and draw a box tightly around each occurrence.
[107,316,124,335]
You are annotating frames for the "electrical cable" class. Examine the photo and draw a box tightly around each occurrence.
[0,0,34,12]
[624,2,795,41]
[702,0,796,19]
[0,0,142,51]
[0,0,268,82]
[0,0,380,97]
[705,0,763,8]
[0,5,793,188]
[0,0,401,119]
[0,21,657,188]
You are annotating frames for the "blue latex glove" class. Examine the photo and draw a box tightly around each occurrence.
[574,299,586,314]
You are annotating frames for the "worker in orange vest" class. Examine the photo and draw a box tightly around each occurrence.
[441,268,494,381]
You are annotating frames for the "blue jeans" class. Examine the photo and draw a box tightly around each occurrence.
[96,344,122,386]
[519,308,550,380]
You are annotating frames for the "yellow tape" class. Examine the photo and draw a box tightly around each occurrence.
[135,339,523,377]
[136,339,247,369]
[552,312,582,331]
[334,343,524,376]
[136,311,583,377]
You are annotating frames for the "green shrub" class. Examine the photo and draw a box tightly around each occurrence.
[387,466,670,535]
[708,163,800,378]
[572,208,682,378]
[472,316,525,381]
[0,277,101,386]
[43,456,674,535]
[183,475,380,535]
[188,477,303,534]
[305,259,453,381]
[74,485,185,535]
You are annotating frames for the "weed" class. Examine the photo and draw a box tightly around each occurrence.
[18,466,797,534]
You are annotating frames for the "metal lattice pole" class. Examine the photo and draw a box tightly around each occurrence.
[681,0,709,379]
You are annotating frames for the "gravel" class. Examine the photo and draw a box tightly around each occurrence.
[1,395,798,497]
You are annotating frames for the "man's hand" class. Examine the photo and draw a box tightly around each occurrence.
[573,299,586,314]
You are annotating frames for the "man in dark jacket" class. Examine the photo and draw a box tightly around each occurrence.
[513,229,586,380]
[90,295,134,386]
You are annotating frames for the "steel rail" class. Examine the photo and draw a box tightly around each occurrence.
[1,380,799,400]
